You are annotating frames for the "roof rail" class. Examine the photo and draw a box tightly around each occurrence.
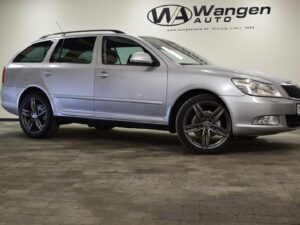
[40,29,125,39]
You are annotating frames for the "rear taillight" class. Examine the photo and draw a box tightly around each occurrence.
[2,66,5,84]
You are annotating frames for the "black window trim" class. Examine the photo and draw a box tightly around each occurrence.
[13,40,54,63]
[49,36,97,64]
[101,35,160,67]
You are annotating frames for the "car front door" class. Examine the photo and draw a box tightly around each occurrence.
[94,36,168,124]
[41,36,97,117]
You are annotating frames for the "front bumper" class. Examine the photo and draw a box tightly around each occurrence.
[222,95,300,136]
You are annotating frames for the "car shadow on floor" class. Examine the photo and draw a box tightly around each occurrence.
[228,138,300,154]
[55,126,300,154]
[5,124,300,154]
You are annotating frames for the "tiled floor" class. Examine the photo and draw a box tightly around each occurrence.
[0,122,299,225]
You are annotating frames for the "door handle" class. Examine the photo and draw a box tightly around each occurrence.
[42,71,52,77]
[96,71,109,78]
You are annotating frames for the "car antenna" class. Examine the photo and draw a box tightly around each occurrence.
[55,21,65,35]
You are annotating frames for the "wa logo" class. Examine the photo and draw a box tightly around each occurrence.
[147,5,192,26]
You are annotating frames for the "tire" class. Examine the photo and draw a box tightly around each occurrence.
[19,93,59,138]
[176,94,232,154]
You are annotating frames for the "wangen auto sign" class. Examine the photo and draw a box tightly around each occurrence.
[147,5,193,26]
[147,4,271,26]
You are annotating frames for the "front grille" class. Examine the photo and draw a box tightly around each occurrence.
[282,85,300,99]
[286,115,300,128]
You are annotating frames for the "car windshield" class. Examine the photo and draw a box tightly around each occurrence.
[142,37,210,65]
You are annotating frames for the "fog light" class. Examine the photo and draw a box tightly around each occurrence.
[253,116,279,125]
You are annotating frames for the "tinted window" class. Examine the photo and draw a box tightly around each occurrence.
[50,37,96,64]
[13,41,53,63]
[102,36,158,66]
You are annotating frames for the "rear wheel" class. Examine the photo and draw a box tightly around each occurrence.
[176,95,232,154]
[19,93,58,138]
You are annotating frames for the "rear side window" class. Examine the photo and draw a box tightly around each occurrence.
[50,37,96,64]
[13,41,53,63]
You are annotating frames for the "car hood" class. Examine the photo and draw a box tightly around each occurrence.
[185,65,289,85]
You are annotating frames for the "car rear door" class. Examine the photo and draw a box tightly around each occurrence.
[41,36,97,117]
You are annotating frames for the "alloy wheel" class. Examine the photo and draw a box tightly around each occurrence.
[20,97,48,134]
[182,100,231,150]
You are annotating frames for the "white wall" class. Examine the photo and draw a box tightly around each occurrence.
[0,0,299,118]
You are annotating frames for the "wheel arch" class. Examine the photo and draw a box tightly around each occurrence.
[168,89,232,133]
[18,86,54,113]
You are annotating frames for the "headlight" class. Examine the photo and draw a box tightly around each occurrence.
[232,78,282,97]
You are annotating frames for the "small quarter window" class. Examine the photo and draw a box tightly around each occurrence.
[13,41,53,63]
[50,37,96,64]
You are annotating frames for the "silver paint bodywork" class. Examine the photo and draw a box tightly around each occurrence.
[1,33,300,135]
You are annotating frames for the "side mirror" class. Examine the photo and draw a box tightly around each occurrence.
[130,52,153,65]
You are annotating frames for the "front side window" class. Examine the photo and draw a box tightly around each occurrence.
[102,36,158,65]
[13,41,53,63]
[142,37,210,65]
[50,37,96,64]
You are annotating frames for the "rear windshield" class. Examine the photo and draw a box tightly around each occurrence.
[13,41,53,63]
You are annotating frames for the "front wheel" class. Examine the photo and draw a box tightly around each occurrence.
[19,93,58,138]
[176,95,232,154]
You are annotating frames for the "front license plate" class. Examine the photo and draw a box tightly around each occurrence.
[297,104,300,115]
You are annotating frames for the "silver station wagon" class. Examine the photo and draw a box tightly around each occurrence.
[1,29,300,154]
